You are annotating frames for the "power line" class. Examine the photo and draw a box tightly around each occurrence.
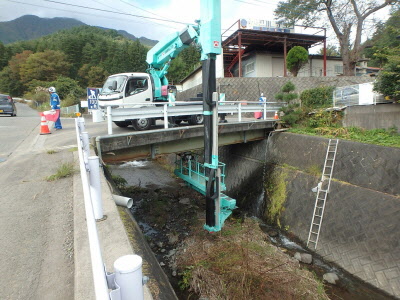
[88,0,179,30]
[118,0,177,24]
[5,0,181,32]
[232,0,276,7]
[39,0,189,25]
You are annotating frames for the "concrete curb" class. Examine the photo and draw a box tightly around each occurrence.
[73,152,153,300]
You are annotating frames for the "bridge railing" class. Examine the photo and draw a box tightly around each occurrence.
[101,100,285,134]
[75,117,147,300]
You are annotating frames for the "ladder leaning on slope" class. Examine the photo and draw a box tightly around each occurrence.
[307,139,339,250]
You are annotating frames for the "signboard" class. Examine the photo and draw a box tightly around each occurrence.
[240,19,294,33]
[87,88,99,110]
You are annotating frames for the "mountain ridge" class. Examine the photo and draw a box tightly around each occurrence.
[0,15,158,46]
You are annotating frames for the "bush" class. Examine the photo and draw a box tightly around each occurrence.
[300,86,335,108]
[280,103,305,126]
[275,81,298,102]
[49,76,85,101]
[307,110,343,128]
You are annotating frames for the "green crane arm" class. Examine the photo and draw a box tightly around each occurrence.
[146,25,199,99]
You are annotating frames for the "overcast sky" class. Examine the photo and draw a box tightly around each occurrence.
[1,0,391,49]
[1,0,283,40]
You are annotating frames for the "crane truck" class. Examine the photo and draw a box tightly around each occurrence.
[98,23,203,131]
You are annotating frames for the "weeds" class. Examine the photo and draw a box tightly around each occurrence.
[112,174,127,190]
[46,162,75,181]
[290,126,400,148]
[47,149,57,154]
[264,169,288,227]
[306,164,322,177]
[177,218,329,300]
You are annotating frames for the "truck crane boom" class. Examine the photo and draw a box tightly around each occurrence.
[146,25,200,100]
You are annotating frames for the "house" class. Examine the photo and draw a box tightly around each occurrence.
[181,19,350,90]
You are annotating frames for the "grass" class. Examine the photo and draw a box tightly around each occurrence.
[46,162,75,181]
[177,218,330,300]
[289,126,400,148]
[46,149,57,154]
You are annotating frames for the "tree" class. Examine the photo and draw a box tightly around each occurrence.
[275,0,399,76]
[374,54,400,101]
[364,8,400,67]
[318,44,341,56]
[19,50,71,83]
[286,46,308,77]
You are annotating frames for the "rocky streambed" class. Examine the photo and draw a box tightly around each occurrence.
[109,159,396,300]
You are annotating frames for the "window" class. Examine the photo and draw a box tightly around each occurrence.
[245,62,255,74]
[334,65,343,74]
[126,77,148,96]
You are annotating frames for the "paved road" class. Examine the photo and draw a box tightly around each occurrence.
[0,103,75,300]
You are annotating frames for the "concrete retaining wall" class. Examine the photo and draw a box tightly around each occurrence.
[343,103,400,133]
[177,76,374,103]
[219,133,400,298]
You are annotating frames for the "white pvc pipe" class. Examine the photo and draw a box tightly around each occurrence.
[107,106,113,135]
[75,119,109,300]
[88,156,103,220]
[113,195,133,209]
[114,255,144,300]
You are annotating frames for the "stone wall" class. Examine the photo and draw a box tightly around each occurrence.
[177,76,374,103]
[219,132,400,298]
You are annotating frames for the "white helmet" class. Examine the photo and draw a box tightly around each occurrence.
[48,86,56,93]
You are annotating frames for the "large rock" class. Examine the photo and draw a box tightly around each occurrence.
[294,252,313,264]
[323,272,339,284]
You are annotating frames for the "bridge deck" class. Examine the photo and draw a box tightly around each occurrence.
[96,119,277,162]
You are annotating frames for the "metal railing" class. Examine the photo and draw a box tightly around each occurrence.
[75,117,146,300]
[61,104,80,115]
[101,100,284,134]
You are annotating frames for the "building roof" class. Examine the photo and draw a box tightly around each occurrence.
[222,29,325,52]
[222,29,326,77]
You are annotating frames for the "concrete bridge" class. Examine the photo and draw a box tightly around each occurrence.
[95,118,278,163]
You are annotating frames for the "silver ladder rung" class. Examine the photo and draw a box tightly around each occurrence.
[307,139,339,250]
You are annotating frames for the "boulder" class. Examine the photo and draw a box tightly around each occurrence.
[294,252,313,264]
[323,272,339,284]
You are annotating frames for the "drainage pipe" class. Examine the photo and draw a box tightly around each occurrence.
[113,195,133,209]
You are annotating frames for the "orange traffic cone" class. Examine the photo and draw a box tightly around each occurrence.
[274,111,279,120]
[40,112,51,135]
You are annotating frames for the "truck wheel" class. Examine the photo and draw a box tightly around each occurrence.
[132,118,152,131]
[188,114,204,125]
[114,121,130,128]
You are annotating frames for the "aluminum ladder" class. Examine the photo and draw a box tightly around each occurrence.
[307,139,339,250]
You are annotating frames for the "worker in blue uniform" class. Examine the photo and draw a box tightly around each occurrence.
[48,86,62,130]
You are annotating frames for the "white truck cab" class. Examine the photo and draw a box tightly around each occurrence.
[98,72,153,107]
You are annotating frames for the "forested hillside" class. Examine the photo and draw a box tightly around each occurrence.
[0,15,85,44]
[0,25,200,103]
[0,15,158,47]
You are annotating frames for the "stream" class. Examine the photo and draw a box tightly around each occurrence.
[109,158,396,300]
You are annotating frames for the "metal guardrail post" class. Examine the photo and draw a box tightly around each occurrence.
[107,106,113,135]
[113,255,144,300]
[81,132,90,166]
[88,156,104,220]
[163,104,168,129]
[238,103,242,122]
[263,103,267,120]
[77,117,85,132]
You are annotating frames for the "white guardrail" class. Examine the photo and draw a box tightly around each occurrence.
[101,100,285,134]
[75,117,147,300]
